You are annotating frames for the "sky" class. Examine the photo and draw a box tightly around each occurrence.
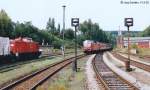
[0,0,150,31]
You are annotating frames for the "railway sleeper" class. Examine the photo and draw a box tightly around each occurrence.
[106,80,125,83]
[102,76,117,78]
[105,80,124,83]
[108,84,130,86]
[109,87,133,90]
[100,72,114,76]
[113,85,134,87]
[106,80,124,84]
[97,68,111,71]
[109,86,132,89]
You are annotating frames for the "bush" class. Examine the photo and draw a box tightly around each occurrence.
[131,44,138,49]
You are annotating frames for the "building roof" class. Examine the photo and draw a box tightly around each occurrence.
[123,37,150,41]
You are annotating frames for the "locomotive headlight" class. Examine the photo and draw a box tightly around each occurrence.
[10,44,14,47]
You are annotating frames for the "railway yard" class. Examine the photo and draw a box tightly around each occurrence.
[0,38,149,90]
[0,47,149,90]
[0,0,150,89]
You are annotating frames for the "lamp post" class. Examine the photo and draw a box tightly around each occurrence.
[124,18,133,71]
[62,5,66,58]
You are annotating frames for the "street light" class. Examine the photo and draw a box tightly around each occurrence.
[124,18,133,71]
[62,5,66,58]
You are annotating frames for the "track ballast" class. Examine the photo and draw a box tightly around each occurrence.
[92,54,138,90]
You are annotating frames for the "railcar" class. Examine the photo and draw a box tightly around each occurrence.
[83,40,112,54]
[83,40,94,54]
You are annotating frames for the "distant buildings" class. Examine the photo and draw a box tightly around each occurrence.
[117,36,150,48]
[117,28,150,48]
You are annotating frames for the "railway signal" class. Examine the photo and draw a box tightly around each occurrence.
[125,18,133,27]
[71,18,79,72]
[124,18,133,71]
[71,18,79,27]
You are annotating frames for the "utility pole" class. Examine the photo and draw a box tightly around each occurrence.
[62,5,66,58]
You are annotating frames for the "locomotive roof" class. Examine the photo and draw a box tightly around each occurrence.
[11,37,37,43]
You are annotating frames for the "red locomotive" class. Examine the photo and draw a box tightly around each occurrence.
[0,37,41,62]
[83,40,112,54]
[10,37,41,60]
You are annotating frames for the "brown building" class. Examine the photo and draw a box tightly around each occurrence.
[117,37,150,48]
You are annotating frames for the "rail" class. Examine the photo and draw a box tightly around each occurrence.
[0,54,85,90]
[112,52,150,72]
[92,54,138,90]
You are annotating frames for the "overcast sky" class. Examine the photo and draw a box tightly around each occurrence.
[0,0,150,31]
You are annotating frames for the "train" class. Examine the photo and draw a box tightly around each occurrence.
[0,37,41,62]
[83,40,112,54]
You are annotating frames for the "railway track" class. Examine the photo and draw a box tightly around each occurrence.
[111,52,150,72]
[0,55,51,73]
[0,52,74,73]
[116,51,150,60]
[92,54,138,90]
[0,54,85,90]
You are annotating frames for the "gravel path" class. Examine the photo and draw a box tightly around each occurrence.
[85,54,101,90]
[105,52,150,90]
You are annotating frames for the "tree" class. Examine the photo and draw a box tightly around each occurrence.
[64,28,75,40]
[13,21,38,38]
[46,18,57,35]
[79,19,109,43]
[142,26,150,36]
[0,9,13,37]
[57,24,60,34]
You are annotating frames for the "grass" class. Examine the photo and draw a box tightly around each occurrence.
[52,48,82,54]
[138,48,150,55]
[115,47,150,57]
[36,56,89,90]
[0,56,61,85]
[0,52,82,86]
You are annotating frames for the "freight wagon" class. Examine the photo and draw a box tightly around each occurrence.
[0,37,10,61]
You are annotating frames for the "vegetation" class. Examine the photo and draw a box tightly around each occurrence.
[37,55,88,90]
[131,44,138,49]
[79,19,109,43]
[0,52,79,86]
[0,10,13,37]
[141,25,150,36]
[0,9,113,49]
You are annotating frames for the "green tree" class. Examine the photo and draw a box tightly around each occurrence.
[46,18,57,35]
[13,21,38,38]
[142,25,150,36]
[64,28,75,40]
[57,24,60,34]
[79,19,109,43]
[0,9,13,37]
